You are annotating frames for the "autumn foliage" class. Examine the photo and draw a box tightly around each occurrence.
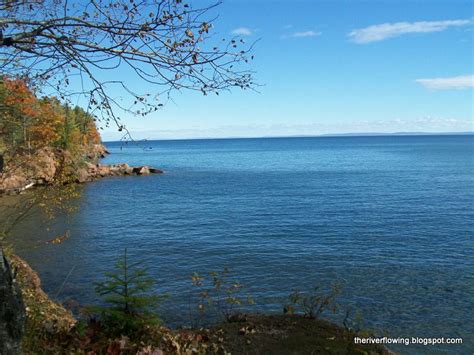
[0,77,100,156]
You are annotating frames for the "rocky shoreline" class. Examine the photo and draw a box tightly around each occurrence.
[0,144,163,195]
[75,162,163,183]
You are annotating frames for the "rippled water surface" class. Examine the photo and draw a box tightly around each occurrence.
[11,135,474,353]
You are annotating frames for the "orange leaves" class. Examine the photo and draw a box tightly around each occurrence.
[3,79,39,119]
[1,78,60,148]
[27,98,63,147]
[1,77,101,151]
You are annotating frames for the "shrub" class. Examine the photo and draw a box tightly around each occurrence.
[191,267,255,324]
[284,283,342,319]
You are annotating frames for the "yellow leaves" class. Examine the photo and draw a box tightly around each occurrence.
[191,272,204,286]
[47,231,70,245]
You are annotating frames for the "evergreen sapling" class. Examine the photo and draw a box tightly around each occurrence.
[93,249,165,336]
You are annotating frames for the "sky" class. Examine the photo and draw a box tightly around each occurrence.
[101,0,473,141]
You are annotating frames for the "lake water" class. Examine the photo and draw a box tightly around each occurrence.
[10,135,474,354]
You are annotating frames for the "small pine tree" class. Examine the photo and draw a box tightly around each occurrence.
[93,249,165,336]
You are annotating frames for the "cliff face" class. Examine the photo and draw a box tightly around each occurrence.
[0,144,109,194]
[0,143,163,194]
[0,252,26,355]
[8,254,77,354]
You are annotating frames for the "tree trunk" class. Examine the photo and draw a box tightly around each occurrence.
[0,250,26,355]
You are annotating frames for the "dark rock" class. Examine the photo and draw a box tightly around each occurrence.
[149,168,164,174]
[0,251,26,355]
[133,166,150,175]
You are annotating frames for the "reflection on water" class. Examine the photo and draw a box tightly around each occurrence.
[1,185,82,248]
[8,135,474,354]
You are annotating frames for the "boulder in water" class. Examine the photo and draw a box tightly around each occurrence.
[133,166,150,175]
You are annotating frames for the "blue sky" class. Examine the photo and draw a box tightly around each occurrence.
[102,0,473,141]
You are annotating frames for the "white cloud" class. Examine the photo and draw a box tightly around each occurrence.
[281,30,321,39]
[231,27,253,36]
[292,30,321,38]
[348,19,472,43]
[415,75,474,90]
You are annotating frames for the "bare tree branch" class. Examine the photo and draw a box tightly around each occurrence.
[0,0,256,137]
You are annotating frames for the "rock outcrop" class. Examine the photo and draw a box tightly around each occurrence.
[86,144,110,160]
[9,254,77,353]
[75,163,162,183]
[30,148,58,185]
[0,251,26,355]
[0,145,163,194]
[133,166,150,175]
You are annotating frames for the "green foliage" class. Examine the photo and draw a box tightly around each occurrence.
[284,283,342,319]
[92,249,166,337]
[58,104,99,152]
[191,267,255,325]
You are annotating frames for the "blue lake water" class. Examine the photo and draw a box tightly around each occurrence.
[11,135,474,354]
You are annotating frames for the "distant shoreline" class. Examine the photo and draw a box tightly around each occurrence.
[103,131,474,143]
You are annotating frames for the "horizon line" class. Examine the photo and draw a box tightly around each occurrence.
[102,131,474,143]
